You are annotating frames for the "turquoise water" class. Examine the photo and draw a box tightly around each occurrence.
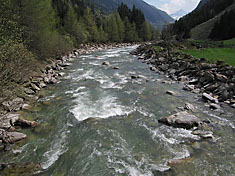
[1,46,235,176]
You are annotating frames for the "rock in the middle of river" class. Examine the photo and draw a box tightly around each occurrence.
[158,111,200,129]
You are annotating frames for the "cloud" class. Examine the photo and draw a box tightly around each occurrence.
[144,0,200,14]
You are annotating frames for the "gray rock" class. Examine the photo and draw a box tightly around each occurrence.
[24,88,35,95]
[58,72,65,77]
[2,98,24,112]
[158,57,166,62]
[231,104,235,108]
[192,130,214,139]
[202,93,219,104]
[112,67,119,70]
[0,130,26,143]
[44,77,50,83]
[49,77,57,84]
[0,114,19,129]
[166,90,177,96]
[39,82,47,88]
[22,104,32,110]
[183,84,195,91]
[158,111,200,129]
[209,103,221,109]
[102,61,110,66]
[184,103,195,111]
[31,83,40,91]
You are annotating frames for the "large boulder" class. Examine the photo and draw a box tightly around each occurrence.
[0,129,26,144]
[2,98,24,112]
[158,111,200,129]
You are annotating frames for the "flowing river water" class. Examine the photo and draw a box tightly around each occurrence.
[1,46,235,175]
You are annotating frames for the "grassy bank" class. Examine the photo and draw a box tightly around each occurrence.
[183,47,235,66]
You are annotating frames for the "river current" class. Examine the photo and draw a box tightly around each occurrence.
[1,46,235,175]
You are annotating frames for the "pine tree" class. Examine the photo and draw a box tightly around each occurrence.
[142,21,151,41]
[64,5,87,45]
[115,12,125,42]
[82,8,99,42]
[124,17,134,42]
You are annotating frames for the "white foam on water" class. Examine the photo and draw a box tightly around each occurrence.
[41,129,69,169]
[65,86,86,95]
[70,92,132,121]
[102,130,164,176]
[89,60,101,66]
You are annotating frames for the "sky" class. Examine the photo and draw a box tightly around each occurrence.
[143,0,201,14]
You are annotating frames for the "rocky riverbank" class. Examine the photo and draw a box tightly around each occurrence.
[0,43,133,175]
[131,41,235,109]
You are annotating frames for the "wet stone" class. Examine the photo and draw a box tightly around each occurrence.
[158,111,200,129]
[209,103,221,110]
[166,90,177,96]
[202,93,219,104]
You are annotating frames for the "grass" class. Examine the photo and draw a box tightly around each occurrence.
[183,48,235,66]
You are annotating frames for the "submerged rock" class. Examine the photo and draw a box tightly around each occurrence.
[158,111,200,129]
[14,118,38,128]
[168,157,193,166]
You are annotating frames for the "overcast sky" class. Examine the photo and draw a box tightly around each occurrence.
[144,0,201,14]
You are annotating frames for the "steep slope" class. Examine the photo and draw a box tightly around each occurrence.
[172,0,234,39]
[191,1,235,39]
[90,0,174,29]
[195,0,210,9]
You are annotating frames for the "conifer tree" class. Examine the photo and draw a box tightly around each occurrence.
[64,5,87,45]
[115,13,125,42]
[82,8,99,42]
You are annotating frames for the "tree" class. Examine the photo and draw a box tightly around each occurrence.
[142,21,151,41]
[115,13,125,42]
[82,8,99,42]
[64,5,87,45]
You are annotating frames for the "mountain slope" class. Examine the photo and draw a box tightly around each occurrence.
[191,2,235,40]
[172,0,235,39]
[90,0,174,29]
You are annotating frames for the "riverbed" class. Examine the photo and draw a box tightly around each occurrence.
[1,46,235,176]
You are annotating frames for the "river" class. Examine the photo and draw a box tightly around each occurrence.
[1,46,235,175]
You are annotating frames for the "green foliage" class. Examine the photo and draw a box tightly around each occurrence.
[115,13,125,42]
[0,0,23,45]
[0,40,36,89]
[183,48,235,66]
[64,5,87,46]
[82,8,99,43]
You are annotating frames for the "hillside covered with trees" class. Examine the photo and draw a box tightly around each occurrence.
[0,0,158,98]
[171,0,235,40]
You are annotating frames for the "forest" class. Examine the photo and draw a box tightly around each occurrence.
[171,0,234,39]
[0,0,158,97]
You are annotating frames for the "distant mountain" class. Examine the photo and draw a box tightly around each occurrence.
[170,10,187,20]
[90,0,174,29]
